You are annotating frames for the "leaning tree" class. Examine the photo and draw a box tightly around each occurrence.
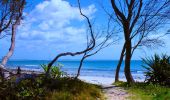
[0,0,26,67]
[46,0,117,77]
[75,0,119,78]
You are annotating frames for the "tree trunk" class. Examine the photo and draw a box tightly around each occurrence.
[124,40,134,83]
[75,53,86,79]
[46,52,86,77]
[115,42,126,82]
[46,53,62,76]
[1,24,16,66]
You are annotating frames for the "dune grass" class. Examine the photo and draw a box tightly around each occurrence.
[0,75,104,100]
[0,64,104,100]
[114,81,170,100]
[46,78,104,100]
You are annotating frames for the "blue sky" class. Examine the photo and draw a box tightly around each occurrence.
[0,0,169,60]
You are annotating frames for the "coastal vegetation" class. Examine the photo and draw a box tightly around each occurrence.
[0,65,103,99]
[0,0,170,100]
[110,0,170,83]
[114,82,170,100]
[143,54,170,86]
[0,0,25,67]
[0,77,103,99]
[114,54,170,99]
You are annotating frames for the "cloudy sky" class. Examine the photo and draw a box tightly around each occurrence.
[0,0,169,60]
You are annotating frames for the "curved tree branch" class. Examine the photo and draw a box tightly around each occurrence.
[46,0,96,76]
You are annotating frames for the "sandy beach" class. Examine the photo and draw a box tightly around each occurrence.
[5,67,145,85]
[79,76,135,100]
[3,68,145,100]
[79,76,145,100]
[79,76,145,85]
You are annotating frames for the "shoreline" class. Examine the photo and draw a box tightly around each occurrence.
[3,67,145,85]
[79,76,145,85]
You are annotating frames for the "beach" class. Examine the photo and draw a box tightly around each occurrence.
[3,60,147,100]
[5,68,145,86]
[79,76,145,85]
[5,60,146,85]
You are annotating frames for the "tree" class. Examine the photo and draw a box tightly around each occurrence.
[45,3,96,76]
[0,0,13,35]
[115,43,126,82]
[110,0,170,83]
[74,0,118,78]
[46,0,117,77]
[1,0,26,67]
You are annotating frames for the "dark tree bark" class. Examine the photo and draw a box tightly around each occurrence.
[0,0,13,34]
[74,2,118,79]
[115,42,125,82]
[46,51,94,76]
[124,40,134,83]
[46,0,96,76]
[110,0,169,83]
[75,53,86,78]
[47,0,115,78]
[110,0,139,83]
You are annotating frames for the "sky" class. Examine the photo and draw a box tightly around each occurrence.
[0,0,170,60]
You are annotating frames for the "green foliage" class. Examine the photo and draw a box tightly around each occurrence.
[46,78,103,100]
[0,73,103,100]
[0,75,46,99]
[142,54,170,86]
[114,82,170,100]
[41,63,66,79]
[154,91,170,100]
[15,76,45,98]
[0,64,101,100]
[51,64,66,78]
[41,64,48,73]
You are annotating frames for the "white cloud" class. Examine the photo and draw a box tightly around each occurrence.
[18,0,97,47]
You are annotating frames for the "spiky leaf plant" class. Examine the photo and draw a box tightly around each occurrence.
[143,54,170,86]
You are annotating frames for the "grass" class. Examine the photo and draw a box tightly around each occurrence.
[114,81,170,100]
[1,64,104,100]
[0,75,104,100]
[46,78,104,100]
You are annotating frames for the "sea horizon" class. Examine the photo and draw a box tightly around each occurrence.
[4,59,143,61]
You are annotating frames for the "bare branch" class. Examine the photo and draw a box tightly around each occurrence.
[46,0,96,76]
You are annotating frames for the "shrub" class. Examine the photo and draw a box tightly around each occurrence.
[0,63,103,99]
[115,82,170,100]
[0,75,103,100]
[41,64,48,73]
[46,78,103,100]
[142,54,170,86]
[0,75,46,99]
[41,63,66,79]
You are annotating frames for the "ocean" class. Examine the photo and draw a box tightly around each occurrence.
[6,60,146,80]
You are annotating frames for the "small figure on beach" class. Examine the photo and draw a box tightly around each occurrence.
[17,66,21,75]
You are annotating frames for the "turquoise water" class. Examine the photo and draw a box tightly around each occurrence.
[6,60,146,79]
